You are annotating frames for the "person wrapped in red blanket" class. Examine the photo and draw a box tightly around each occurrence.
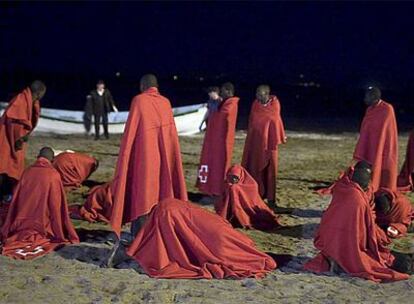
[78,181,113,223]
[374,188,414,238]
[196,82,239,200]
[215,165,280,230]
[305,161,409,282]
[0,81,45,201]
[353,86,398,192]
[1,147,79,259]
[397,130,414,191]
[242,85,286,206]
[126,198,276,279]
[52,150,99,189]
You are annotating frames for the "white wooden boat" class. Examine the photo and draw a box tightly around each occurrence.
[0,102,207,136]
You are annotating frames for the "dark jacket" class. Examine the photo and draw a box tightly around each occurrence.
[87,89,116,114]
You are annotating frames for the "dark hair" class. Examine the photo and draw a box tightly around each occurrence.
[366,86,381,100]
[207,86,220,93]
[30,80,46,94]
[221,82,235,93]
[257,84,271,92]
[97,80,105,85]
[38,146,54,161]
[140,74,158,89]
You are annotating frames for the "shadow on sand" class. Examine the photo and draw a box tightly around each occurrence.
[82,180,106,188]
[275,223,319,240]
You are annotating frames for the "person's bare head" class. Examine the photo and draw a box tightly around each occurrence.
[30,80,46,101]
[351,160,372,191]
[140,74,158,92]
[375,193,392,215]
[256,84,271,104]
[364,86,381,106]
[207,86,220,100]
[220,82,235,100]
[96,80,105,91]
[37,146,54,162]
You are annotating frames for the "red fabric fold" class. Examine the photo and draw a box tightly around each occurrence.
[304,174,408,282]
[397,131,414,191]
[375,188,413,238]
[52,152,98,189]
[353,100,398,192]
[127,198,276,279]
[110,88,188,237]
[1,158,79,259]
[196,97,239,196]
[242,96,286,201]
[0,88,40,180]
[79,182,113,223]
[215,165,280,230]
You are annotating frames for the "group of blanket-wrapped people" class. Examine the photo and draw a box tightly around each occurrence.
[0,76,413,282]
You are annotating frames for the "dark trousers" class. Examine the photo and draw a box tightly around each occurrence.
[94,112,109,139]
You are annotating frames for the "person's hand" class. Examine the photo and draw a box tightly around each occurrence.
[112,105,119,113]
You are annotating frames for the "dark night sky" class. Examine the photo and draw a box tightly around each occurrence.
[0,1,413,128]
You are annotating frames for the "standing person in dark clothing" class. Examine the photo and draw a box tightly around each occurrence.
[85,80,118,140]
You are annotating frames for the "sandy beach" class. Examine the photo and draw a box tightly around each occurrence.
[0,131,413,304]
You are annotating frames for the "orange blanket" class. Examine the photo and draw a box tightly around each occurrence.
[397,131,414,191]
[196,97,239,196]
[215,165,280,230]
[127,198,276,279]
[354,100,398,192]
[1,158,79,259]
[0,88,40,180]
[242,96,286,201]
[304,173,408,282]
[52,152,98,189]
[110,87,187,237]
[375,188,413,238]
[79,182,113,223]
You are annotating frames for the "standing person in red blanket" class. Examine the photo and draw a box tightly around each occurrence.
[305,161,409,282]
[353,87,398,192]
[242,85,286,207]
[0,81,46,202]
[397,130,414,191]
[107,74,187,266]
[374,188,414,238]
[1,147,79,260]
[196,82,239,202]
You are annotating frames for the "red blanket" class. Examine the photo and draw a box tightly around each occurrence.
[354,100,398,192]
[242,96,286,201]
[1,158,79,259]
[375,188,413,238]
[196,97,239,196]
[304,174,408,282]
[110,88,188,237]
[79,182,113,223]
[0,88,40,181]
[215,165,280,230]
[397,131,414,191]
[127,198,276,279]
[52,152,98,189]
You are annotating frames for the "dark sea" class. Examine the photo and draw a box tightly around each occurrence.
[1,73,413,133]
